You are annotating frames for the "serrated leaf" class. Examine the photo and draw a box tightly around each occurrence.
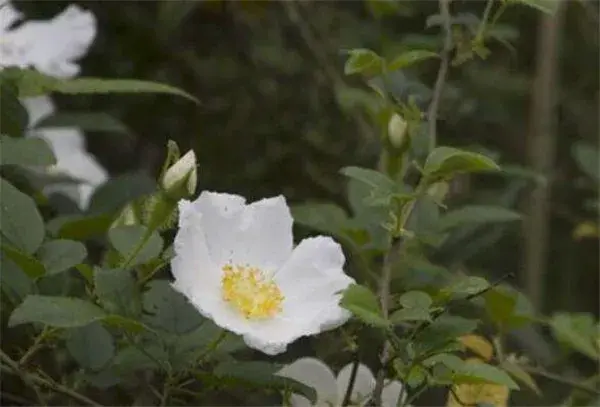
[416,315,479,354]
[143,280,204,334]
[387,50,438,71]
[340,284,390,328]
[438,206,521,231]
[344,48,383,76]
[217,361,318,404]
[66,321,115,371]
[108,225,163,266]
[37,239,87,275]
[453,360,519,390]
[35,112,130,135]
[0,135,56,167]
[94,268,140,317]
[423,147,500,182]
[0,178,45,254]
[9,295,107,328]
[102,315,152,334]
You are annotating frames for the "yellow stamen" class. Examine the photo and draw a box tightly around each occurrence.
[221,264,284,320]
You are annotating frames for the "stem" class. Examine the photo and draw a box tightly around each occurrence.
[342,355,360,406]
[119,227,154,269]
[192,329,228,366]
[523,366,600,396]
[18,327,53,367]
[427,0,453,152]
[1,350,102,406]
[476,0,496,41]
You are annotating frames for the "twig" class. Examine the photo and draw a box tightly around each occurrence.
[342,354,360,406]
[523,366,600,396]
[18,327,53,367]
[0,350,45,405]
[426,0,453,152]
[1,350,102,406]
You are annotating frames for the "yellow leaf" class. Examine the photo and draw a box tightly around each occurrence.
[459,334,494,361]
[447,383,510,407]
[573,221,599,240]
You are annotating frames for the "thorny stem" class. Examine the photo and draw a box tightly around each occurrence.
[1,350,102,406]
[426,0,453,153]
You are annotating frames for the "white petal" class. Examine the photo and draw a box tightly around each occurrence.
[382,380,405,407]
[21,95,55,128]
[170,199,221,304]
[277,357,339,406]
[0,0,22,31]
[336,363,376,405]
[189,192,293,271]
[3,5,95,78]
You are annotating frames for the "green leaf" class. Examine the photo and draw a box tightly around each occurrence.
[453,361,520,390]
[500,359,541,395]
[549,312,600,360]
[291,202,351,237]
[0,178,45,254]
[391,307,431,323]
[2,68,198,103]
[340,284,390,328]
[510,0,560,15]
[0,251,33,303]
[484,287,534,329]
[88,172,156,215]
[94,268,141,317]
[36,239,87,275]
[0,77,28,137]
[215,361,318,404]
[102,315,152,334]
[423,147,500,182]
[341,166,408,207]
[438,205,521,231]
[47,214,114,241]
[387,50,438,71]
[0,135,56,167]
[55,77,198,103]
[442,276,490,298]
[9,295,107,328]
[415,315,479,354]
[35,112,130,135]
[344,48,383,76]
[66,321,115,371]
[423,353,464,370]
[143,280,204,334]
[108,225,164,266]
[572,142,599,182]
[400,291,433,309]
[1,245,45,279]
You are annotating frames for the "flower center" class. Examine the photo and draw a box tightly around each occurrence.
[221,264,284,320]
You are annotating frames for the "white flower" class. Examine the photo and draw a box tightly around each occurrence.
[0,0,96,77]
[170,192,355,355]
[23,96,108,210]
[0,1,106,210]
[276,357,406,407]
[161,150,198,198]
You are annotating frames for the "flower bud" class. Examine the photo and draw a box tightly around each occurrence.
[160,150,197,199]
[388,113,408,148]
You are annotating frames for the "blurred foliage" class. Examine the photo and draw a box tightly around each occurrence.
[3,0,599,406]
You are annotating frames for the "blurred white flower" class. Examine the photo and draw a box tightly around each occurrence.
[276,357,406,407]
[161,150,198,198]
[0,0,106,210]
[170,192,355,355]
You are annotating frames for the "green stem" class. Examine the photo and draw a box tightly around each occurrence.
[18,327,53,367]
[193,329,228,366]
[476,0,496,41]
[119,227,154,269]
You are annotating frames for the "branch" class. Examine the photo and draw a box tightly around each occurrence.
[426,0,453,152]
